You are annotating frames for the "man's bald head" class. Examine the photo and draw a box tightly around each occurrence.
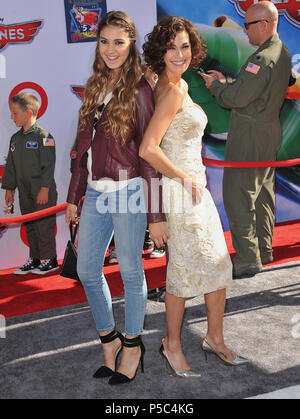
[247,1,278,24]
[244,1,278,46]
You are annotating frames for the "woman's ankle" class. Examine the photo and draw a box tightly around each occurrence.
[164,336,183,352]
[205,332,225,348]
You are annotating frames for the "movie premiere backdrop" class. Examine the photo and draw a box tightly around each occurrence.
[157,0,300,228]
[0,0,157,269]
[0,0,299,270]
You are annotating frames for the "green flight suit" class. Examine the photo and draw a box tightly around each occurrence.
[209,33,291,267]
[2,123,57,259]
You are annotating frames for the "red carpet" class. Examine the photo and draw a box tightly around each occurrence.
[0,251,166,318]
[1,220,299,318]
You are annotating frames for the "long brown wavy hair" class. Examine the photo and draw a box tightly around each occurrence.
[79,11,142,145]
[143,16,207,76]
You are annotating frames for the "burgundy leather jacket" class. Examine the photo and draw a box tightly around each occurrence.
[67,77,165,224]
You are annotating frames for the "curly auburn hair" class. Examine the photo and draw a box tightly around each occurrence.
[143,16,207,76]
[79,11,142,145]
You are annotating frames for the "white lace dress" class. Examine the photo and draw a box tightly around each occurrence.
[161,95,232,297]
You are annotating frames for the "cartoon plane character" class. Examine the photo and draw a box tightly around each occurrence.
[73,7,99,31]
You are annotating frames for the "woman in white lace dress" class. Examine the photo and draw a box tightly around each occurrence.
[140,16,248,376]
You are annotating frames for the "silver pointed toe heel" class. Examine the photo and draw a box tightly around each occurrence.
[200,338,249,366]
[159,339,201,378]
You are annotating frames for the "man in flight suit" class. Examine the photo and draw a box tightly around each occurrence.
[2,93,58,274]
[200,1,291,278]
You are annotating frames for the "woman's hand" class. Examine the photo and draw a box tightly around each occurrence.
[65,203,79,225]
[184,178,205,205]
[149,221,169,249]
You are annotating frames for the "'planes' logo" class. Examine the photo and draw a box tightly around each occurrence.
[0,21,43,51]
[230,0,300,28]
[71,86,85,101]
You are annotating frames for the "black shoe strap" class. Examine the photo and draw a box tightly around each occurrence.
[100,330,123,344]
[123,335,142,348]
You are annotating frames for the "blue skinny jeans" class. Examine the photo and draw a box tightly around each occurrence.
[77,181,148,336]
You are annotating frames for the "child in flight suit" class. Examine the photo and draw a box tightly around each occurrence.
[2,92,58,274]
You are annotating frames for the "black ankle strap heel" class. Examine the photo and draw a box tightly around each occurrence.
[93,330,124,379]
[123,335,145,373]
[99,329,124,345]
[108,335,145,385]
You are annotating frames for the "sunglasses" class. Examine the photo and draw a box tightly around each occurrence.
[244,19,268,30]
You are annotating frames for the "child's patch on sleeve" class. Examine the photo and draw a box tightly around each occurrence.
[245,62,260,75]
[70,150,77,159]
[43,137,55,146]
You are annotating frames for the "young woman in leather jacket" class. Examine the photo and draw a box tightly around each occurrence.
[65,11,168,386]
